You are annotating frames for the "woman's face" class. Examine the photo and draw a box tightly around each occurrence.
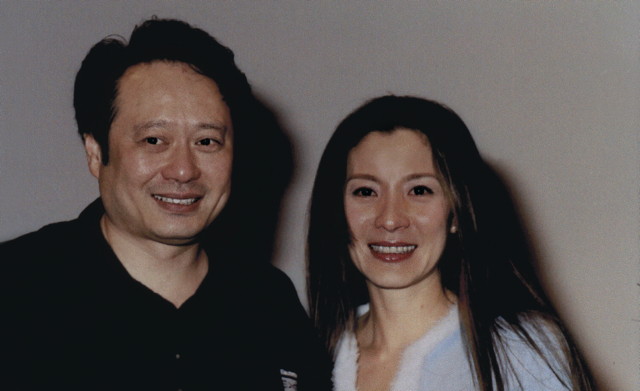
[344,128,451,293]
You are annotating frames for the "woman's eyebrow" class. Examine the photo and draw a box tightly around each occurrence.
[405,173,439,181]
[345,173,378,182]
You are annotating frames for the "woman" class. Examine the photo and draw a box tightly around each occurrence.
[307,96,593,391]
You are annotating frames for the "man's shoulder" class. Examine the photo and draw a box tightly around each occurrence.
[0,214,87,245]
[1,219,79,255]
[0,220,89,282]
[0,200,103,260]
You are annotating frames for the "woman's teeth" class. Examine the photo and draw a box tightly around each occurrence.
[369,245,416,254]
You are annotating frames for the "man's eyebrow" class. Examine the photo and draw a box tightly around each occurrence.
[133,120,228,132]
[199,122,228,132]
[134,120,169,131]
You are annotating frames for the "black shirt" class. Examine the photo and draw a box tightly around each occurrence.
[0,199,331,390]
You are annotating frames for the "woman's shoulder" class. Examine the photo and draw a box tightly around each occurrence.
[495,312,568,356]
[495,313,572,390]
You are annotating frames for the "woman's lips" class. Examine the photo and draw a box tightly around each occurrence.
[368,242,417,263]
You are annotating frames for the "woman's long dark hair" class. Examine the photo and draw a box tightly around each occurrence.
[306,95,593,390]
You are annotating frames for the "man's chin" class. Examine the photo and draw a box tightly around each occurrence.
[159,237,199,247]
[150,228,204,247]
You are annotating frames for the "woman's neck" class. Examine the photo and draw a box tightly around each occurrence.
[357,281,455,355]
[354,281,455,391]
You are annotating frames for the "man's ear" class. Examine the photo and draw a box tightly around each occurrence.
[83,134,103,179]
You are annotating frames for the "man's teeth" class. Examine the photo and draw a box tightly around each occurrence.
[370,245,416,254]
[154,195,198,205]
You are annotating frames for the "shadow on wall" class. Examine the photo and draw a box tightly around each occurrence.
[202,94,294,268]
[489,161,612,391]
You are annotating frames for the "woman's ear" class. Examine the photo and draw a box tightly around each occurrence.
[449,212,458,234]
[83,134,103,179]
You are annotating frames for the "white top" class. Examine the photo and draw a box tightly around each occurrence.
[333,305,570,391]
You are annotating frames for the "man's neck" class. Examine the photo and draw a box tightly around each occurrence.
[100,215,209,308]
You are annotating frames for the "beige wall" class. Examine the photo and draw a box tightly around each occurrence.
[1,1,638,389]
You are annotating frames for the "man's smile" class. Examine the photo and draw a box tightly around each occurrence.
[153,195,201,205]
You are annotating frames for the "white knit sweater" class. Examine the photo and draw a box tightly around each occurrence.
[332,306,569,391]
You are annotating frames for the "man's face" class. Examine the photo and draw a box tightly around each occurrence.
[84,61,233,246]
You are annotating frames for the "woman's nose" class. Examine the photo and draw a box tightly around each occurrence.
[374,195,410,231]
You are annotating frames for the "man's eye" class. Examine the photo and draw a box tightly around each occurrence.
[145,137,159,145]
[353,187,374,197]
[411,185,433,195]
[198,138,220,146]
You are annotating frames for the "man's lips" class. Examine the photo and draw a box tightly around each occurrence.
[151,193,204,214]
[368,242,417,263]
[153,194,201,205]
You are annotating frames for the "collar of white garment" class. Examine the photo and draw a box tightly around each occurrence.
[333,304,459,391]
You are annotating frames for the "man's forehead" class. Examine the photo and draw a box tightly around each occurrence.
[110,61,232,133]
[114,61,225,106]
[118,61,207,85]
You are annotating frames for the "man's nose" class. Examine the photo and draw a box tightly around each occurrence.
[162,144,201,183]
[374,195,410,232]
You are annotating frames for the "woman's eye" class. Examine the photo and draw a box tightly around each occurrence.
[411,185,433,195]
[353,187,375,197]
[145,137,160,145]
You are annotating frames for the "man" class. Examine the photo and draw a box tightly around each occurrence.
[1,18,330,391]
